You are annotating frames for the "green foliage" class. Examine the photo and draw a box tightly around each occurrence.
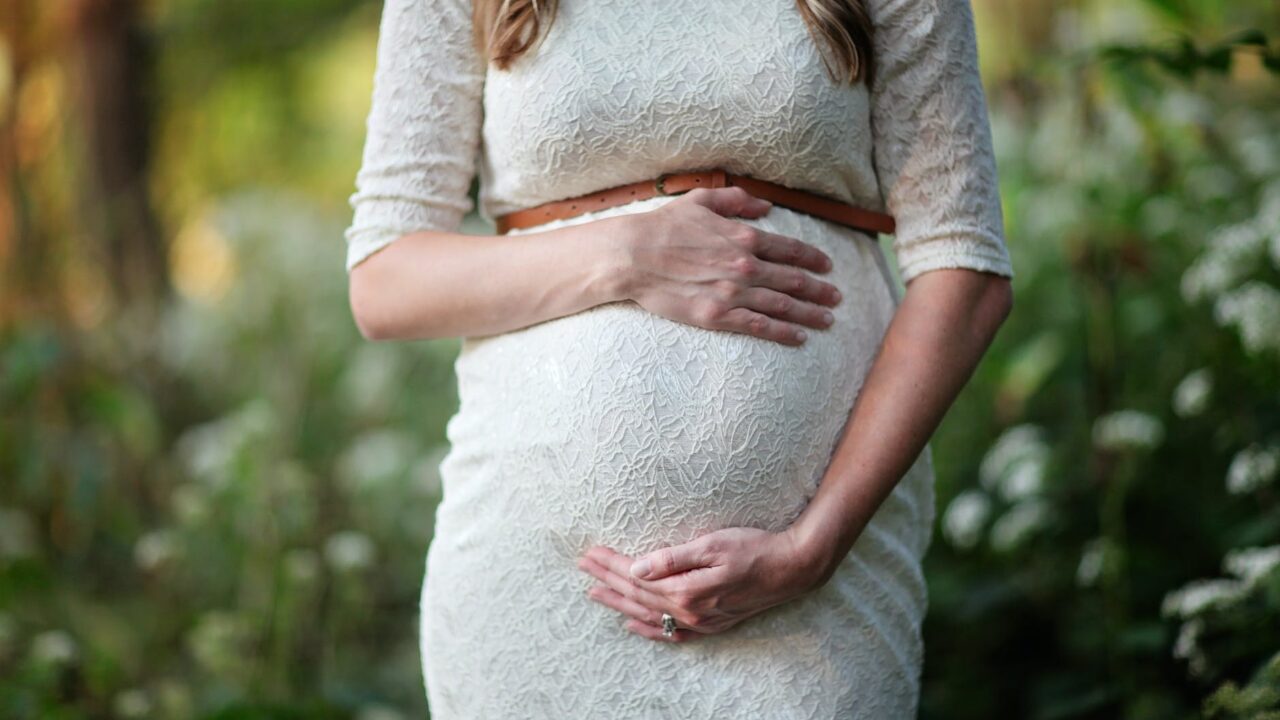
[1204,650,1280,718]
[922,8,1280,717]
[1101,30,1280,77]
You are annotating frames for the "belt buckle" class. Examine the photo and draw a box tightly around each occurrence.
[654,172,674,196]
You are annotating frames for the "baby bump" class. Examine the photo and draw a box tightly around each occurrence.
[436,206,901,557]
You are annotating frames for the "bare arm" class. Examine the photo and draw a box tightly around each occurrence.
[788,268,1013,582]
[348,217,632,341]
[348,187,845,344]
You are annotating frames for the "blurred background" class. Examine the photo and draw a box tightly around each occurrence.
[1,0,1278,718]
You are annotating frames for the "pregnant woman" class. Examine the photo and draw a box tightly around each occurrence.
[344,0,1014,716]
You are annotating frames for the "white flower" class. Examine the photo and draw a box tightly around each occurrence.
[174,398,278,490]
[1171,368,1213,418]
[1180,221,1266,304]
[112,688,153,719]
[337,430,417,493]
[324,531,376,572]
[1092,410,1164,452]
[1172,618,1209,678]
[1213,281,1280,355]
[30,629,78,665]
[134,528,180,571]
[1225,443,1280,495]
[1160,578,1249,619]
[990,499,1052,553]
[1076,538,1106,588]
[942,490,992,550]
[999,456,1048,501]
[980,425,1050,499]
[1223,545,1280,587]
[174,418,237,490]
[1172,617,1202,661]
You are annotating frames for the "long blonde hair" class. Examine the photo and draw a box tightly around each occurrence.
[472,0,876,86]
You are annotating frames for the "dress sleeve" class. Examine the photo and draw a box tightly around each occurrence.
[866,0,1014,284]
[343,0,486,273]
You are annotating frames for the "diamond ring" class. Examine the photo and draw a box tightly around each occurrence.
[661,612,677,638]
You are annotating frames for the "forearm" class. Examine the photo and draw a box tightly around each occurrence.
[347,216,635,340]
[788,268,1014,582]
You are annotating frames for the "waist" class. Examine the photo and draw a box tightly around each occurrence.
[493,167,895,237]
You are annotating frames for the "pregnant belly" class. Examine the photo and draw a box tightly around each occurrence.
[435,203,901,558]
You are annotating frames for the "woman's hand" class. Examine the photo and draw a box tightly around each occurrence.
[576,526,828,642]
[616,186,844,347]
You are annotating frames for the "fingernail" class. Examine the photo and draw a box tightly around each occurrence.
[822,311,834,325]
[795,329,807,342]
[832,289,842,302]
[631,559,652,579]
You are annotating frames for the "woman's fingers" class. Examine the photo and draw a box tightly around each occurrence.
[636,187,847,347]
[679,185,774,222]
[743,260,842,309]
[747,226,834,276]
[588,584,697,643]
[715,308,810,346]
[734,286,836,331]
[578,555,670,610]
[691,191,834,277]
[588,583,664,625]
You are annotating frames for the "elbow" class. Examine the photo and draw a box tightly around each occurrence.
[980,274,1014,334]
[348,263,397,341]
[348,255,450,341]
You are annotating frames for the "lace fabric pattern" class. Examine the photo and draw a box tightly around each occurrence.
[344,0,1013,716]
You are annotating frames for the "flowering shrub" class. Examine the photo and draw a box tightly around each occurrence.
[924,12,1280,718]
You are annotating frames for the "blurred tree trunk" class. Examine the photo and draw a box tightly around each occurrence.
[0,1,31,321]
[65,0,169,307]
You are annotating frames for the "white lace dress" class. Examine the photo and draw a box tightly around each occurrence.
[344,0,1014,717]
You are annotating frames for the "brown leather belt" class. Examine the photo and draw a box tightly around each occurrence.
[493,167,895,236]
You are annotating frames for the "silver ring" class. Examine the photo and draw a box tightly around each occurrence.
[661,612,677,638]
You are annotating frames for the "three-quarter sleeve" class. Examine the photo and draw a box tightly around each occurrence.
[343,0,486,273]
[867,0,1014,284]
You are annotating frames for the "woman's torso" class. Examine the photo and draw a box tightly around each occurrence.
[476,0,883,222]
[438,0,926,560]
[421,6,936,714]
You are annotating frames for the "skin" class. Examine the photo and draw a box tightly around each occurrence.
[349,187,842,343]
[349,185,1014,643]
